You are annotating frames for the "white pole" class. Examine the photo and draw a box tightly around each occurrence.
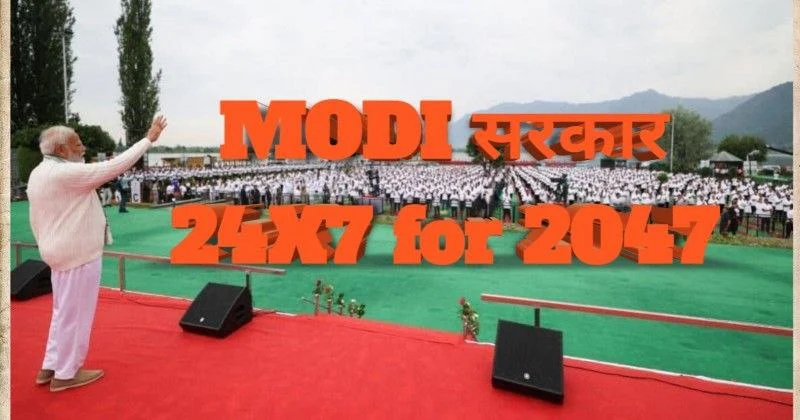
[669,112,675,172]
[61,31,68,123]
[746,155,749,176]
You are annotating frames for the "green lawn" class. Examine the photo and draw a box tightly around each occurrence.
[10,201,793,388]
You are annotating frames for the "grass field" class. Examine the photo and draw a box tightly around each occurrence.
[9,201,793,388]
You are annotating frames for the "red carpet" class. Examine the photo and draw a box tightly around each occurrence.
[11,289,792,419]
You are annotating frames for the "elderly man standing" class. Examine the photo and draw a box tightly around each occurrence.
[27,116,168,392]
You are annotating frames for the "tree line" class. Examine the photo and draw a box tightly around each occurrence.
[11,0,160,182]
[148,145,220,153]
[653,106,769,173]
[12,2,772,181]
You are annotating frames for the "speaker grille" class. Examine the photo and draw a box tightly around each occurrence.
[10,260,52,300]
[179,282,253,338]
[185,284,245,329]
[492,320,564,403]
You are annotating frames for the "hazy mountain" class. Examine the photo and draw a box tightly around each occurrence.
[711,82,792,150]
[448,89,754,148]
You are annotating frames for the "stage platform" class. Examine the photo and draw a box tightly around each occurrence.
[11,289,792,419]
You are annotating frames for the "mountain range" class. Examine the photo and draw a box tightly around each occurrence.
[711,82,792,150]
[448,82,792,150]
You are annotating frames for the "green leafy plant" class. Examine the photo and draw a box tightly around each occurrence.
[311,280,366,318]
[458,297,480,339]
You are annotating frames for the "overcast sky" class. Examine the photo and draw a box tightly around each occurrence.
[70,0,792,147]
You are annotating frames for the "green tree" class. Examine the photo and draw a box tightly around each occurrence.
[11,0,76,131]
[698,166,713,177]
[647,161,669,172]
[466,135,505,171]
[115,0,161,167]
[12,124,115,158]
[10,125,44,150]
[71,124,117,158]
[10,0,31,131]
[68,112,81,125]
[11,124,117,182]
[15,146,42,184]
[12,126,49,183]
[717,134,768,162]
[657,106,713,173]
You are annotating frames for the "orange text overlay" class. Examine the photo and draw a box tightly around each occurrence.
[170,204,718,266]
[219,100,670,162]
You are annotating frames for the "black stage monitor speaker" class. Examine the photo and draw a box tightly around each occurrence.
[11,260,52,300]
[179,282,253,338]
[492,320,564,403]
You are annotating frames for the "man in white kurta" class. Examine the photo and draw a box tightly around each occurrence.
[27,116,167,392]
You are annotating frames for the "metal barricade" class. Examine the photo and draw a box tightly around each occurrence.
[11,242,285,291]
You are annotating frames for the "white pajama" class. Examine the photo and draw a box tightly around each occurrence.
[42,257,102,380]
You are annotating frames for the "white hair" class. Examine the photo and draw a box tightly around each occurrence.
[39,126,76,155]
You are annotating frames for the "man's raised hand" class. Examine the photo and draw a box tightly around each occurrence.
[146,115,168,143]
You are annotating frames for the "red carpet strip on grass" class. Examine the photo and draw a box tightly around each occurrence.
[11,289,792,420]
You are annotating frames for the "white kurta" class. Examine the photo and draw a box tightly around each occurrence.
[28,138,151,380]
